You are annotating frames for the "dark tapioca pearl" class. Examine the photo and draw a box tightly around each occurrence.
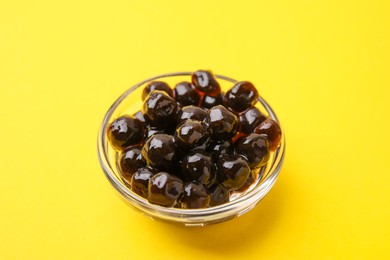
[174,81,200,106]
[142,81,172,101]
[145,126,165,139]
[191,70,221,96]
[181,182,210,209]
[217,154,251,190]
[133,110,146,123]
[254,118,282,151]
[206,105,239,140]
[208,184,230,207]
[201,93,223,109]
[235,133,270,169]
[141,134,177,171]
[176,106,208,125]
[142,90,177,128]
[235,170,259,193]
[224,81,259,113]
[107,115,144,150]
[163,124,177,136]
[170,159,186,179]
[176,102,183,112]
[206,140,234,161]
[205,168,217,188]
[118,145,145,181]
[148,172,184,207]
[174,120,210,150]
[182,151,213,185]
[130,166,158,198]
[238,107,267,134]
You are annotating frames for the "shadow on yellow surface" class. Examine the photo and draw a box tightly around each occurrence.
[146,167,294,255]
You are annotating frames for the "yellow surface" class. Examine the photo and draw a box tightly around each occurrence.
[1,0,389,259]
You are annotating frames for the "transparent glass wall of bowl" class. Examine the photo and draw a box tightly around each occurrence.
[97,72,285,226]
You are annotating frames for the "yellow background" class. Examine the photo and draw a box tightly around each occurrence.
[1,0,389,259]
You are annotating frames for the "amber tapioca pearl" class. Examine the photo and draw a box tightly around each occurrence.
[238,107,267,134]
[217,154,251,190]
[174,81,200,106]
[118,146,145,182]
[176,106,207,126]
[208,184,230,207]
[235,133,270,169]
[191,70,221,96]
[131,167,158,198]
[206,105,239,140]
[107,115,144,151]
[182,151,214,185]
[141,134,177,171]
[231,132,247,144]
[174,120,210,150]
[148,172,184,207]
[224,81,259,113]
[181,182,210,209]
[254,118,282,151]
[142,90,177,128]
[201,93,223,109]
[142,81,173,101]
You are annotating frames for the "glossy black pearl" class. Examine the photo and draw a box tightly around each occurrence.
[236,170,259,192]
[142,90,177,128]
[142,81,173,100]
[182,151,213,185]
[119,146,145,181]
[254,118,282,151]
[174,120,210,150]
[217,154,251,190]
[206,105,239,139]
[174,81,200,106]
[208,184,230,206]
[201,93,223,109]
[148,172,184,207]
[181,182,210,209]
[235,133,270,169]
[239,107,267,134]
[145,126,165,139]
[224,81,259,113]
[107,115,144,150]
[130,167,157,198]
[191,70,221,96]
[206,140,234,161]
[176,106,207,125]
[133,110,146,123]
[141,134,177,171]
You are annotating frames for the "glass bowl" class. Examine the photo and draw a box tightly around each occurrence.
[97,72,285,226]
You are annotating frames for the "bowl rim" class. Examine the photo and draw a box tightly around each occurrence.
[97,72,285,221]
